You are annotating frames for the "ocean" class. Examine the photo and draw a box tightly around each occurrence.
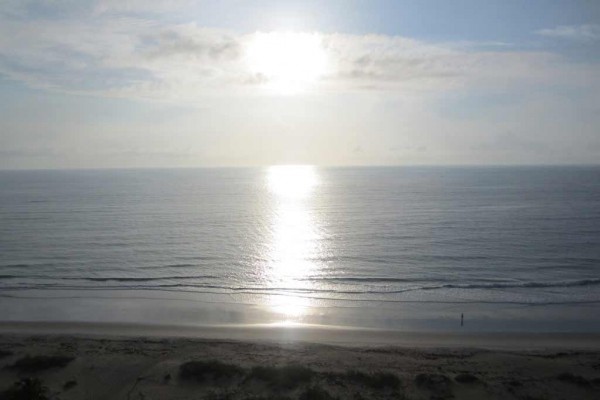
[1,166,599,332]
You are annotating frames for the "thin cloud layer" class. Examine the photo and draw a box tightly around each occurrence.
[1,1,599,169]
[1,3,598,102]
[536,24,600,41]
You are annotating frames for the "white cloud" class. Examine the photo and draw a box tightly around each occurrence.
[93,0,196,15]
[536,24,600,41]
[0,2,598,103]
[2,1,600,169]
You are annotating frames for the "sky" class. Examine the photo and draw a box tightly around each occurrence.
[1,0,599,169]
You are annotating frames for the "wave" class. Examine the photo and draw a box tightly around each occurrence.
[303,276,600,289]
[2,277,599,295]
[138,263,207,269]
[0,263,61,269]
[421,278,600,290]
[0,275,219,282]
[0,262,212,269]
[82,275,219,282]
[2,286,600,308]
[305,277,433,283]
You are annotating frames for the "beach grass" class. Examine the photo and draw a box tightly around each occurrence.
[179,360,244,383]
[8,356,74,373]
[248,365,314,390]
[0,333,599,400]
[0,378,49,400]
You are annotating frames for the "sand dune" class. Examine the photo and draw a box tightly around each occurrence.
[0,325,599,399]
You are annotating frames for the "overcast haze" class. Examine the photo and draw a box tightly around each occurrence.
[1,0,599,169]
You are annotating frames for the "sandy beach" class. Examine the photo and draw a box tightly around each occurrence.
[2,0,600,399]
[0,323,599,400]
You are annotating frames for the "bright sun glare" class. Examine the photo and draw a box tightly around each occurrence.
[266,165,320,319]
[245,32,328,94]
[267,164,318,198]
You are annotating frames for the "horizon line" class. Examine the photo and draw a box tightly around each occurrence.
[1,163,600,172]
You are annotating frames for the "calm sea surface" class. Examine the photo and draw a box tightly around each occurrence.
[1,166,599,331]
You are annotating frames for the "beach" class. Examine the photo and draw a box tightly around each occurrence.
[2,0,600,398]
[1,167,600,398]
[1,323,599,399]
[2,167,600,335]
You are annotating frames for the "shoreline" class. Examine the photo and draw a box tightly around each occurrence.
[2,320,600,350]
[3,288,600,335]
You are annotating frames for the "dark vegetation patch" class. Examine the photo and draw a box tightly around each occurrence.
[62,380,77,390]
[503,379,524,394]
[343,370,401,390]
[9,356,74,373]
[556,372,590,387]
[204,391,235,400]
[179,360,244,383]
[0,378,49,400]
[415,373,452,396]
[248,365,314,390]
[420,351,477,360]
[504,379,523,387]
[176,359,405,398]
[234,397,292,400]
[205,393,293,400]
[299,386,337,400]
[454,373,479,383]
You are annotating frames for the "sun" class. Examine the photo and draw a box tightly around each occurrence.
[245,32,328,94]
[267,164,318,198]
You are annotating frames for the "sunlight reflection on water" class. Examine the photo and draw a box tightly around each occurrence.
[265,165,321,320]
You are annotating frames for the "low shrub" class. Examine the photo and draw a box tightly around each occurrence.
[9,356,74,373]
[248,365,314,390]
[179,360,244,383]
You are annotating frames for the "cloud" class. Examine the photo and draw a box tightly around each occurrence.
[93,0,196,15]
[0,2,598,102]
[536,24,600,41]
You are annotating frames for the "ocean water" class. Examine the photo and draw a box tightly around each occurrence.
[1,166,599,332]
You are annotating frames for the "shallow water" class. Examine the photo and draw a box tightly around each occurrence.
[1,166,599,331]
